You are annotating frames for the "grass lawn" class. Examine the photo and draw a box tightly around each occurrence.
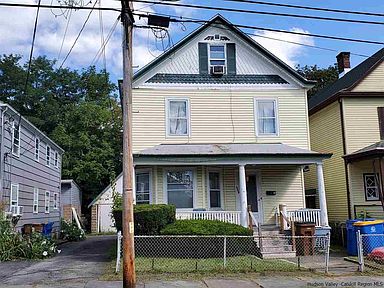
[102,255,300,280]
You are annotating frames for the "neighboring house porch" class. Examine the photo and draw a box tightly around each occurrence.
[344,141,384,219]
[134,143,331,231]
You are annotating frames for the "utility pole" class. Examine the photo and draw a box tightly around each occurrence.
[120,0,136,287]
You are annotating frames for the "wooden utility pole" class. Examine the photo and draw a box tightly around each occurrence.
[121,0,136,287]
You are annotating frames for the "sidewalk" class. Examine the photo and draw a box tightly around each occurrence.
[85,275,384,288]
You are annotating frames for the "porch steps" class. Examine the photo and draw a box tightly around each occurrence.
[256,225,297,259]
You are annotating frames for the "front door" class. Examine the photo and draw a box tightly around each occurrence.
[246,174,262,224]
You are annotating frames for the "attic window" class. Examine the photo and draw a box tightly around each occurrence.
[209,45,226,66]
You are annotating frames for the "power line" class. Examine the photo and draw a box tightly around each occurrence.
[219,0,384,17]
[59,0,99,69]
[131,0,384,25]
[0,2,120,12]
[133,12,384,45]
[57,8,73,62]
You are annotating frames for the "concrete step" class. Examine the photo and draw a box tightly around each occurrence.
[260,238,290,246]
[261,251,297,259]
[261,245,294,253]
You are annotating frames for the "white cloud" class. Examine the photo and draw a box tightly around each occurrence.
[252,28,315,67]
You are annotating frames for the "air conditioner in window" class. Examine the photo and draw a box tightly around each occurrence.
[210,65,225,75]
[10,205,24,216]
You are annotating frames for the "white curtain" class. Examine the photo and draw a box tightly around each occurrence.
[258,101,276,134]
[169,101,188,135]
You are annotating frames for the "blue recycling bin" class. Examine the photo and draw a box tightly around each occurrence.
[346,218,375,256]
[354,220,384,255]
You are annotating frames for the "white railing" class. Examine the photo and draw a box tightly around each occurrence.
[176,211,241,225]
[286,209,321,227]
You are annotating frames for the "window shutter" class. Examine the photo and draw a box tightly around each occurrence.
[198,43,208,75]
[378,107,384,140]
[226,43,236,75]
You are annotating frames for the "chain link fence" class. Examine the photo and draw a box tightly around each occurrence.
[357,232,384,272]
[116,233,330,274]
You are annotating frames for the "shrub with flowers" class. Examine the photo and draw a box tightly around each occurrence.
[22,232,60,259]
[60,219,85,241]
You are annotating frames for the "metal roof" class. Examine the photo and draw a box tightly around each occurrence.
[344,140,384,162]
[309,48,384,113]
[146,74,288,85]
[135,143,327,157]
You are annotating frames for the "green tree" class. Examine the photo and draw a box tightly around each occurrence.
[0,54,122,204]
[296,64,339,98]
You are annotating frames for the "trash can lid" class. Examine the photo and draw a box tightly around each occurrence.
[353,220,384,226]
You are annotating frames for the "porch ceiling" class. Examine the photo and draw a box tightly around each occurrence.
[134,143,331,165]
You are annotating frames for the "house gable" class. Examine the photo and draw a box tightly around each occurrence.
[133,15,314,89]
[352,61,384,92]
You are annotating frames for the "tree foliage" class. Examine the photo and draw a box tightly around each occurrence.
[296,64,339,98]
[0,54,122,204]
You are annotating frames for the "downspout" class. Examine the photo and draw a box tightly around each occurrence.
[0,106,8,203]
[339,99,352,219]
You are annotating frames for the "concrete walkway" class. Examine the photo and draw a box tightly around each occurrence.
[0,235,115,288]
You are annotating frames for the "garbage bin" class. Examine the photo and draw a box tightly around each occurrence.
[346,218,375,256]
[295,222,316,256]
[353,220,384,254]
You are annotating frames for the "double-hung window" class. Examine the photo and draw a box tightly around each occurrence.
[46,145,50,167]
[12,122,20,156]
[364,174,380,201]
[167,99,189,136]
[209,45,226,67]
[33,188,39,213]
[54,151,58,168]
[45,191,50,213]
[208,171,222,209]
[53,193,58,209]
[166,170,194,209]
[10,184,19,211]
[255,99,278,136]
[136,171,151,204]
[35,137,40,161]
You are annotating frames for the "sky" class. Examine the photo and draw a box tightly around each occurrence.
[0,0,383,83]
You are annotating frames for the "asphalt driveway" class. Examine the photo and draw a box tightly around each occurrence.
[0,235,115,288]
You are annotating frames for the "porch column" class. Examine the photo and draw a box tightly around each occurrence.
[317,162,329,227]
[239,164,248,227]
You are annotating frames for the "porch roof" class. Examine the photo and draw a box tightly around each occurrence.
[344,140,384,163]
[134,143,331,165]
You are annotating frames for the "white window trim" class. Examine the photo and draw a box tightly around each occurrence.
[253,97,280,137]
[35,136,40,162]
[45,191,50,214]
[163,167,197,211]
[208,43,227,72]
[364,173,380,201]
[135,168,153,205]
[10,183,19,211]
[54,151,58,168]
[165,98,191,137]
[11,122,20,157]
[33,187,39,214]
[53,192,58,209]
[206,168,224,210]
[46,145,50,167]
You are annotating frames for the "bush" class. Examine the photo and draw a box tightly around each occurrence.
[112,204,176,235]
[0,220,59,261]
[61,219,86,241]
[160,220,253,236]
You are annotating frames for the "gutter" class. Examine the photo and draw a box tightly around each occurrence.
[0,106,7,202]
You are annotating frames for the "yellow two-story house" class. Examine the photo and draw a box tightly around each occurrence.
[90,15,331,237]
[305,48,384,227]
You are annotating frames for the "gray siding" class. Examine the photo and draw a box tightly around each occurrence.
[1,108,63,233]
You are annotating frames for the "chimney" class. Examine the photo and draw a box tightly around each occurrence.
[336,52,351,77]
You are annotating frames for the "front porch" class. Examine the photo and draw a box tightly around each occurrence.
[133,143,331,230]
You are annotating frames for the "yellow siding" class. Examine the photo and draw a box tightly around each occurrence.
[132,89,310,153]
[343,97,384,154]
[352,61,384,92]
[306,101,348,221]
[348,160,383,218]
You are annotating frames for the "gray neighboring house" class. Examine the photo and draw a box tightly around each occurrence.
[0,103,64,233]
[61,179,82,223]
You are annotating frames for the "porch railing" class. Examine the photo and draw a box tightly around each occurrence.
[176,211,241,225]
[286,209,321,228]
